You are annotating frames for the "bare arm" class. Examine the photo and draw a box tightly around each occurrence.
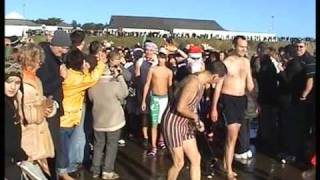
[168,70,174,101]
[168,70,173,89]
[176,78,199,120]
[135,62,141,77]
[141,68,153,110]
[176,49,188,59]
[301,77,313,99]
[246,60,254,92]
[210,79,224,122]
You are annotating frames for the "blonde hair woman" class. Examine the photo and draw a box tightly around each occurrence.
[19,44,58,177]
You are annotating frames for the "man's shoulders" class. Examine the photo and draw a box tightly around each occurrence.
[224,56,249,64]
[302,53,316,64]
[224,55,240,62]
[166,67,173,74]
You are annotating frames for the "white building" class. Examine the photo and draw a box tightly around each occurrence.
[5,19,42,37]
[106,15,277,41]
[5,12,74,37]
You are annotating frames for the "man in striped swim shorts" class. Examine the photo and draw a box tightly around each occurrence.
[162,60,227,180]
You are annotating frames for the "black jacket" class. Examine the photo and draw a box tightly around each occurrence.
[5,96,28,167]
[256,55,280,106]
[278,52,315,103]
[36,44,64,117]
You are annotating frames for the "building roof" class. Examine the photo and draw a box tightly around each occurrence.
[57,22,73,27]
[5,19,40,26]
[5,18,73,28]
[108,15,225,31]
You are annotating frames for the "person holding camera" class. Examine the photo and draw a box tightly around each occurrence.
[88,51,129,179]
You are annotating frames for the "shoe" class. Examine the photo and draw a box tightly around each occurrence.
[246,150,253,158]
[234,152,248,159]
[143,138,149,148]
[285,155,296,163]
[302,168,315,179]
[59,173,75,180]
[118,139,126,147]
[280,154,296,164]
[69,171,80,179]
[158,141,166,150]
[102,171,120,179]
[147,147,157,157]
[92,172,100,178]
[128,133,134,140]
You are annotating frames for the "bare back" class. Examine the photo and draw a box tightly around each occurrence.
[221,55,250,96]
[150,66,173,96]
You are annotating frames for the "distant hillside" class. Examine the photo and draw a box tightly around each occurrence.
[32,35,316,57]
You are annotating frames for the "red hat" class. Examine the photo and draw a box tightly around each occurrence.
[188,46,203,59]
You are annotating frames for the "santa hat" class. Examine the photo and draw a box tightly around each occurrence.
[188,45,203,59]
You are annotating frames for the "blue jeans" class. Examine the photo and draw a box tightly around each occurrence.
[57,127,75,175]
[67,104,86,173]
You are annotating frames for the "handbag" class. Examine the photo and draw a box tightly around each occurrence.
[18,161,48,180]
[21,120,55,160]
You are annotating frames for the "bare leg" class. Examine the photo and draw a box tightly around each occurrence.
[224,123,241,179]
[167,147,185,180]
[183,138,201,180]
[151,127,158,148]
[158,132,164,143]
[142,114,149,139]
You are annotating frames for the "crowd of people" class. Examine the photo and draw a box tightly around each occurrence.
[4,29,316,180]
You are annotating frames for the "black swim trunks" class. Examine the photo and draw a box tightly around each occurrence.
[219,94,247,125]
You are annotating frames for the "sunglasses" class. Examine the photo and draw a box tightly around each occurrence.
[296,45,305,48]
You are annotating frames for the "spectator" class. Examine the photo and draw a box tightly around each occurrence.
[20,44,57,176]
[5,59,28,180]
[256,46,281,153]
[57,48,106,179]
[70,30,86,51]
[88,50,129,179]
[36,29,71,180]
[67,29,88,173]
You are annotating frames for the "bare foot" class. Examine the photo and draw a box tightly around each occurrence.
[59,173,75,180]
[223,169,237,177]
[227,173,237,180]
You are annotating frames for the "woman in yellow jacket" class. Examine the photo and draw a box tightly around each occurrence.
[57,47,106,180]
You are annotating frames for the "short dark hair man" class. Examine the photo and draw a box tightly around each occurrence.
[211,35,254,179]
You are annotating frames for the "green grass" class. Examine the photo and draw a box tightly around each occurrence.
[32,35,315,56]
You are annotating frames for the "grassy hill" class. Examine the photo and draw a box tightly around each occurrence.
[32,35,316,57]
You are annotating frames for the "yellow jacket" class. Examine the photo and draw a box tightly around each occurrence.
[60,61,106,127]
